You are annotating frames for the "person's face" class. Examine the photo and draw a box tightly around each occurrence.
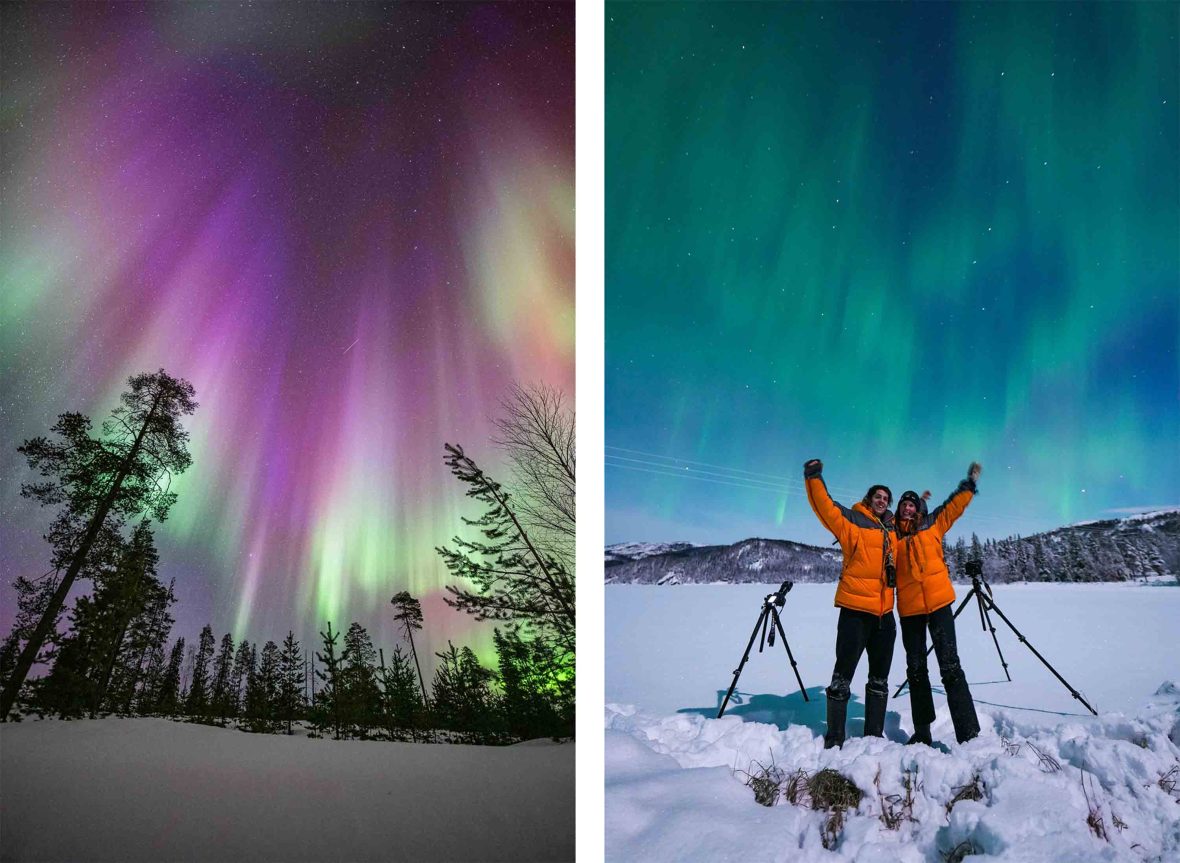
[899,500,917,519]
[870,489,891,516]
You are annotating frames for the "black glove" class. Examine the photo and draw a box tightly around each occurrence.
[961,462,981,493]
[804,459,823,478]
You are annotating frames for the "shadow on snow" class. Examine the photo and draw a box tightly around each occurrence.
[678,686,908,743]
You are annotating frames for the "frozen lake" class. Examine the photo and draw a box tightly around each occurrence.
[607,581,1180,729]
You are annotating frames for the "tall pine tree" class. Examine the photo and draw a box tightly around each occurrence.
[3,370,197,719]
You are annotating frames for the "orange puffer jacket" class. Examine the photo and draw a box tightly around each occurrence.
[805,474,895,616]
[893,482,975,617]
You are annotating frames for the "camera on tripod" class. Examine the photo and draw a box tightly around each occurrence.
[718,580,808,717]
[769,580,792,608]
[964,559,984,578]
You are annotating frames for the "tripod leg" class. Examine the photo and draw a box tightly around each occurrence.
[982,595,1098,715]
[718,607,770,718]
[977,596,1012,681]
[770,609,809,702]
[896,589,978,697]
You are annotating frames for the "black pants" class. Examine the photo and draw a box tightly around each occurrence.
[900,604,967,725]
[826,608,896,702]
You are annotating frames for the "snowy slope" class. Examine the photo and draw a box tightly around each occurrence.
[0,718,574,863]
[605,583,1180,862]
[605,541,697,566]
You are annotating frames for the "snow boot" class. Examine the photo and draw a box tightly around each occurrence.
[863,678,888,738]
[906,722,932,746]
[943,666,981,743]
[824,680,849,749]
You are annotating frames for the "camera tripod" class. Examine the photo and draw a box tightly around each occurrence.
[895,562,1097,715]
[717,581,808,718]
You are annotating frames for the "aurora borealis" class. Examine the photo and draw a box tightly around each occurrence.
[607,3,1178,548]
[0,3,573,660]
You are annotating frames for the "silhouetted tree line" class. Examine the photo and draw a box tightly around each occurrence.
[947,524,1176,584]
[2,373,575,743]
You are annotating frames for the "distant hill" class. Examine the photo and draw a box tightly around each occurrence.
[605,509,1180,585]
[604,537,841,585]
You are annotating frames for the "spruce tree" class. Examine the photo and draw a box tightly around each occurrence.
[133,582,177,714]
[3,370,197,719]
[105,563,172,714]
[241,644,260,727]
[279,631,303,735]
[185,625,215,717]
[89,522,162,716]
[155,637,186,716]
[494,625,572,740]
[431,641,495,735]
[246,640,280,732]
[382,645,422,736]
[341,622,381,737]
[229,638,253,719]
[208,633,235,724]
[313,622,343,739]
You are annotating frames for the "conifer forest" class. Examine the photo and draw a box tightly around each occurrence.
[0,371,576,744]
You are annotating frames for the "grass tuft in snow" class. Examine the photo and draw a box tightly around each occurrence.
[945,773,985,819]
[807,767,863,811]
[806,768,863,850]
[874,766,920,830]
[783,767,810,806]
[1080,766,1108,841]
[739,757,786,807]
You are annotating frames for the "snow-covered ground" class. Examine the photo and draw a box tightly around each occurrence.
[0,718,573,863]
[606,582,1180,861]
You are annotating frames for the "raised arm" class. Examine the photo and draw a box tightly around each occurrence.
[928,462,980,535]
[804,459,852,543]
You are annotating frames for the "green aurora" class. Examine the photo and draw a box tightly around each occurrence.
[607,2,1178,547]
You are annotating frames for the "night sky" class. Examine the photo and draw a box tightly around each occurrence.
[0,3,574,665]
[607,2,1178,549]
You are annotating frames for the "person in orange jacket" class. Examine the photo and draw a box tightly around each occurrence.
[804,459,897,749]
[893,462,983,745]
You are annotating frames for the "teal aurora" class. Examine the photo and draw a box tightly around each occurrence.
[606,2,1178,547]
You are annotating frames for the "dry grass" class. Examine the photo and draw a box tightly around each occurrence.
[946,773,985,819]
[1028,742,1060,773]
[783,768,810,806]
[738,758,786,807]
[874,767,920,830]
[807,768,864,850]
[807,768,864,811]
[1158,764,1179,797]
[1080,768,1107,842]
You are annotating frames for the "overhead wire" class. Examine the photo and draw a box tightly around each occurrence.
[606,445,1040,535]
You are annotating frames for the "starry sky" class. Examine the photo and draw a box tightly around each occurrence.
[0,2,574,666]
[607,2,1178,548]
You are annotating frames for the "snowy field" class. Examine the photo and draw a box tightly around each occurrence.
[0,719,574,863]
[606,582,1180,862]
